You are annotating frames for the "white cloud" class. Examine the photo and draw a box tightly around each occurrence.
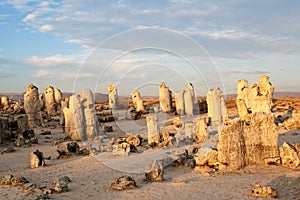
[39,24,54,32]
[27,55,77,67]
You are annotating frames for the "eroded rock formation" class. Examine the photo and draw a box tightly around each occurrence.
[159,82,172,112]
[131,90,145,112]
[184,83,195,116]
[108,84,118,109]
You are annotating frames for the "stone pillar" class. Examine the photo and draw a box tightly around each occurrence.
[174,91,185,116]
[80,89,100,140]
[184,83,195,116]
[1,96,10,109]
[24,83,44,128]
[248,75,274,114]
[45,86,56,116]
[184,122,196,140]
[243,112,280,165]
[54,88,62,112]
[69,94,84,141]
[195,116,207,143]
[108,84,118,109]
[159,82,172,112]
[146,115,160,144]
[206,87,228,126]
[39,93,45,110]
[217,118,246,171]
[236,79,250,121]
[131,90,144,112]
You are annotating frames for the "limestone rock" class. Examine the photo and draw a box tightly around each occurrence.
[11,176,29,187]
[0,174,13,185]
[206,87,228,126]
[45,86,56,116]
[57,141,80,158]
[30,149,45,168]
[250,183,277,198]
[112,142,131,156]
[54,88,62,111]
[1,96,10,109]
[126,135,140,147]
[131,90,145,112]
[159,82,172,112]
[108,84,118,109]
[283,109,300,130]
[146,115,160,144]
[217,118,246,171]
[111,175,137,190]
[279,142,300,169]
[145,159,164,182]
[194,146,218,167]
[248,75,274,114]
[175,91,185,116]
[172,117,182,129]
[183,122,196,140]
[195,116,208,143]
[184,83,195,116]
[24,84,44,128]
[243,112,280,165]
[52,176,71,193]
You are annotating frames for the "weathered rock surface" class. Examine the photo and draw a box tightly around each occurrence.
[108,84,118,109]
[145,159,164,182]
[206,87,228,126]
[217,118,246,171]
[243,112,280,165]
[248,75,274,114]
[250,183,277,198]
[52,176,71,193]
[30,149,45,168]
[175,91,185,116]
[279,142,300,169]
[111,175,137,190]
[146,115,160,144]
[195,116,207,143]
[184,83,195,116]
[194,146,218,167]
[131,90,145,112]
[159,82,172,112]
[24,83,44,128]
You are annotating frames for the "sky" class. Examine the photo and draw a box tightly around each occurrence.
[0,0,299,97]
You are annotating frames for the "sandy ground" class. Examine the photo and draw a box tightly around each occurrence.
[1,98,300,200]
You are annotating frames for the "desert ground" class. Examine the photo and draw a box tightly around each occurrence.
[1,96,300,200]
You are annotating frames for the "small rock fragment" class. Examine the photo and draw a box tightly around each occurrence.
[30,149,45,169]
[145,159,164,182]
[250,183,277,198]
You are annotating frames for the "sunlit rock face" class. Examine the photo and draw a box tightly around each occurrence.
[108,84,118,109]
[248,75,274,114]
[64,89,102,141]
[184,83,195,117]
[159,82,172,113]
[24,83,44,128]
[206,87,228,126]
[236,79,250,121]
[175,91,185,116]
[131,90,145,112]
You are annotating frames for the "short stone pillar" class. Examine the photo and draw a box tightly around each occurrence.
[174,91,185,116]
[206,87,228,126]
[248,75,274,114]
[45,86,56,117]
[184,83,195,116]
[1,96,10,109]
[54,88,62,111]
[159,82,172,112]
[146,115,160,144]
[195,116,207,143]
[108,84,118,109]
[131,90,144,112]
[243,112,280,165]
[217,118,247,171]
[24,83,44,128]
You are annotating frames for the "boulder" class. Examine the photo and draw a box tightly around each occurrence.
[52,176,71,193]
[250,183,277,198]
[145,159,164,182]
[30,149,45,168]
[279,142,300,169]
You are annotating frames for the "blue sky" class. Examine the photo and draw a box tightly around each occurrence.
[0,0,299,96]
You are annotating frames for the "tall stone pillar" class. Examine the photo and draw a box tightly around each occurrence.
[174,91,184,116]
[159,82,172,112]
